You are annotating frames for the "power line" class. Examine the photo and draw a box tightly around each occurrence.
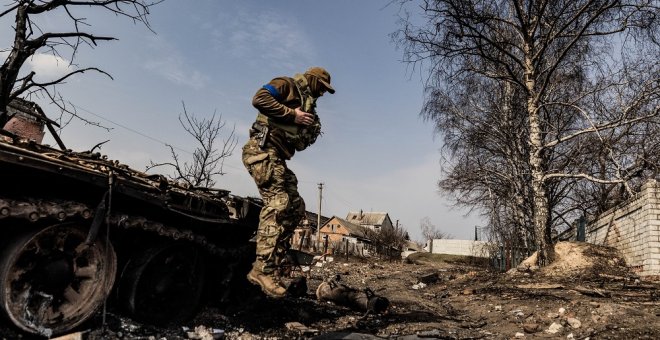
[72,104,194,155]
[71,104,247,172]
[324,186,355,210]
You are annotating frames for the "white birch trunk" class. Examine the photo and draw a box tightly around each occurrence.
[524,54,554,266]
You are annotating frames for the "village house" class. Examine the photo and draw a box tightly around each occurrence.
[345,210,394,232]
[318,216,371,256]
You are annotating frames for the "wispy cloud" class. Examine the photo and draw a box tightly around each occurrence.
[143,36,210,90]
[0,52,77,81]
[209,9,316,69]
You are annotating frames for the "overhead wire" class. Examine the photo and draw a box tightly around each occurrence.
[70,103,246,171]
[72,104,194,155]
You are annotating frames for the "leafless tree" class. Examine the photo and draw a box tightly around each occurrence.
[420,216,449,241]
[364,226,408,260]
[394,0,659,265]
[148,102,238,189]
[0,0,161,128]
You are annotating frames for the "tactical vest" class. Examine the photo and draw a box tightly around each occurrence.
[256,74,322,151]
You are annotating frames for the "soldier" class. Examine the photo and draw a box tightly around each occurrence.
[242,67,335,298]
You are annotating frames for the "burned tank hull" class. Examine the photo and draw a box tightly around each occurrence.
[0,138,260,336]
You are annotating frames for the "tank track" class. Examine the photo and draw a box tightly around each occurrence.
[0,196,251,258]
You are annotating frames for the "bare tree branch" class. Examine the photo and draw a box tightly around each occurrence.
[1,0,161,129]
[147,102,238,189]
[394,0,659,266]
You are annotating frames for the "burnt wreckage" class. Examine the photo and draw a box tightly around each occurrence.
[0,100,261,336]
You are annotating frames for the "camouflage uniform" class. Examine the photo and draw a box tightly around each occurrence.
[243,67,334,297]
[242,137,305,275]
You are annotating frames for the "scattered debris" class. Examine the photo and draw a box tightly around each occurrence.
[462,288,475,295]
[573,286,611,297]
[316,277,389,316]
[284,321,318,336]
[566,317,582,329]
[516,283,563,289]
[185,325,224,340]
[51,332,85,340]
[417,272,440,284]
[286,276,308,297]
[1,242,658,339]
[411,282,427,290]
[523,323,540,333]
[545,322,563,334]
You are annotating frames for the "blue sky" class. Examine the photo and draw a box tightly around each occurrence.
[1,0,484,241]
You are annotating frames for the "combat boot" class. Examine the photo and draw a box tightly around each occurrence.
[247,268,287,298]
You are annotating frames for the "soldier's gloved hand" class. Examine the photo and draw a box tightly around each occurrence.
[294,107,314,126]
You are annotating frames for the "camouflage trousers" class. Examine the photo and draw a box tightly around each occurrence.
[242,137,305,275]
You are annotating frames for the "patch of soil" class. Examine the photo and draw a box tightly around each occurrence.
[513,241,632,281]
[3,242,659,339]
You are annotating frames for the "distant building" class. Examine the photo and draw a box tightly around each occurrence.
[425,239,490,258]
[345,210,394,232]
[319,216,371,256]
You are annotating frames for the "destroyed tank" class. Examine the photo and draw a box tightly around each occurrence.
[0,107,261,337]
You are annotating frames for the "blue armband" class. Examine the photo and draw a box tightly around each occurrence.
[262,84,282,102]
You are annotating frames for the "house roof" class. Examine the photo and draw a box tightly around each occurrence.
[346,211,390,226]
[335,217,368,238]
[303,211,330,228]
[322,216,369,239]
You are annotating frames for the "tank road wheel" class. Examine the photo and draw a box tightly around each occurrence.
[117,242,206,325]
[0,223,117,337]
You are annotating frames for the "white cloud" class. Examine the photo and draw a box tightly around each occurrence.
[23,53,74,81]
[0,51,81,84]
[143,36,210,90]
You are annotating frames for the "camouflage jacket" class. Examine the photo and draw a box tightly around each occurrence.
[251,75,320,159]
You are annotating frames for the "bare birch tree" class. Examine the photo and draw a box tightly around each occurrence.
[395,0,659,265]
[0,0,160,128]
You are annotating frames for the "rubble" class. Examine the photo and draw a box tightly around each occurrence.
[284,321,318,336]
[511,241,632,280]
[0,242,657,339]
[183,326,224,340]
[546,322,563,334]
[51,332,85,340]
[566,317,582,329]
[315,277,389,315]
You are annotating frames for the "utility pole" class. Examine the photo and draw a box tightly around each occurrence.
[316,182,323,250]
